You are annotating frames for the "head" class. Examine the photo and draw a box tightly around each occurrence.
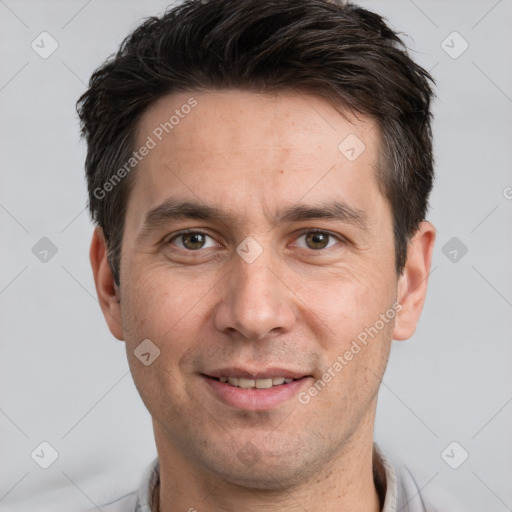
[81,0,436,493]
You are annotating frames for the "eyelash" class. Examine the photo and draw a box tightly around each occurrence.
[166,228,345,253]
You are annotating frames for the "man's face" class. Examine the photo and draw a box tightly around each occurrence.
[107,90,401,487]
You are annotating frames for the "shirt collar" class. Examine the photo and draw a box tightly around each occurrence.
[135,457,159,512]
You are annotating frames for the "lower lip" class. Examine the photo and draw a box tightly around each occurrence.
[202,375,312,411]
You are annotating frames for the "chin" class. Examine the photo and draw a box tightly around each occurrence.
[203,449,320,492]
[220,464,306,492]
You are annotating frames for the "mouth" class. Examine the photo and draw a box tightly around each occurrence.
[204,375,299,389]
[200,369,313,411]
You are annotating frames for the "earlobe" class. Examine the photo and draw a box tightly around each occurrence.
[89,226,125,341]
[393,221,436,341]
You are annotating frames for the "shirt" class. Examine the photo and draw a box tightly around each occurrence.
[98,443,439,512]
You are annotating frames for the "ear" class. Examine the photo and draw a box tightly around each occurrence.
[393,221,436,341]
[89,226,125,341]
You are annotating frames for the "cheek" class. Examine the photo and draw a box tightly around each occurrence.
[119,271,201,418]
[307,281,395,416]
[121,265,206,339]
[299,266,397,347]
[120,266,220,395]
[298,269,396,399]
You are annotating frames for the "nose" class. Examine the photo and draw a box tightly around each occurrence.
[213,248,297,341]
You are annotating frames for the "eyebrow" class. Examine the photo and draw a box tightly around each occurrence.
[138,198,369,237]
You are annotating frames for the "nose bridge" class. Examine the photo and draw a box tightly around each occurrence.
[214,241,295,340]
[237,252,277,308]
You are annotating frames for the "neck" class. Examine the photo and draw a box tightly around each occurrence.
[154,407,381,512]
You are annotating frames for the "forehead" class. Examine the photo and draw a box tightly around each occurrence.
[127,89,385,229]
[138,88,378,161]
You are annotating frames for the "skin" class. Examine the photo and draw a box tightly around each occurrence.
[90,89,436,512]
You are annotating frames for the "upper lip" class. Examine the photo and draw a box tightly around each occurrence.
[204,367,310,380]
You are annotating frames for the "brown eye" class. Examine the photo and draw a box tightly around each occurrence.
[304,232,330,250]
[294,230,341,251]
[171,231,215,251]
[182,233,205,250]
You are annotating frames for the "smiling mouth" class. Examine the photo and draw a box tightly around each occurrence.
[204,375,305,389]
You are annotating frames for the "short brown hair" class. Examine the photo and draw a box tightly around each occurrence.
[77,0,435,285]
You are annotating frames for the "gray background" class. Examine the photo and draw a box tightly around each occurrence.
[1,0,511,510]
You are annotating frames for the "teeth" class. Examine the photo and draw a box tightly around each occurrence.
[255,378,273,389]
[238,378,255,389]
[217,376,296,388]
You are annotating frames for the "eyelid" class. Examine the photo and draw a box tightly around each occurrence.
[167,228,211,240]
[294,227,344,239]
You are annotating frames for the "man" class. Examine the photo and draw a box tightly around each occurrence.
[78,0,440,510]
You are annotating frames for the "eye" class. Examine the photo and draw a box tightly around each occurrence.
[169,230,218,251]
[294,230,342,250]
